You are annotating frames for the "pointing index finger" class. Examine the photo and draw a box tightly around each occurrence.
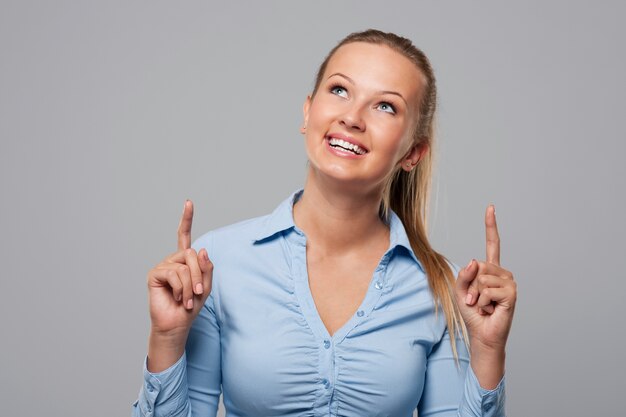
[177,200,194,250]
[485,204,500,266]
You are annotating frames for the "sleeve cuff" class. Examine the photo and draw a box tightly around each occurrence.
[133,353,189,417]
[461,365,506,417]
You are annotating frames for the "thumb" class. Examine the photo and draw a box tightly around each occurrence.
[198,248,214,295]
[456,259,478,304]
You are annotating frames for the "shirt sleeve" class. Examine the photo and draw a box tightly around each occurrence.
[417,329,506,417]
[132,290,222,417]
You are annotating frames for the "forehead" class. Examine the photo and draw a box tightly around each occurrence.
[323,42,425,102]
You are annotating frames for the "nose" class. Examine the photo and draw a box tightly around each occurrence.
[339,104,366,131]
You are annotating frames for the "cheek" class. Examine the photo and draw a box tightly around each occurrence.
[308,96,339,125]
[307,109,325,129]
[372,123,409,151]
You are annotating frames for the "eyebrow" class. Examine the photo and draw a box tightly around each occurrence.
[326,72,408,106]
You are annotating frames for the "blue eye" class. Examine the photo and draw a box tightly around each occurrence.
[330,85,348,98]
[377,102,396,114]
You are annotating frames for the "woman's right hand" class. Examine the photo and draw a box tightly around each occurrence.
[146,200,213,372]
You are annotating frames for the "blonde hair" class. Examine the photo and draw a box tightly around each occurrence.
[312,29,469,359]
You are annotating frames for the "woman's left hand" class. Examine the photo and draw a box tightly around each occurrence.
[455,205,517,353]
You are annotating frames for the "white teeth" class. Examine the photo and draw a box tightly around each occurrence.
[328,137,366,155]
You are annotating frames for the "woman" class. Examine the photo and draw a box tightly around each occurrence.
[133,29,516,417]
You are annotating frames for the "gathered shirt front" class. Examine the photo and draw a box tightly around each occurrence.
[132,188,505,417]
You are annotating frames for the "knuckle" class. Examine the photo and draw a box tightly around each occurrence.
[478,275,488,286]
[185,248,196,257]
[178,264,189,274]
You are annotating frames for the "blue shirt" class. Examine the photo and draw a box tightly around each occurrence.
[133,188,505,417]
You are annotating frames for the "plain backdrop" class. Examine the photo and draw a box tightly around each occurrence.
[1,1,625,416]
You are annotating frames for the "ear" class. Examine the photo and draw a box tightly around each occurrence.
[300,95,311,134]
[402,142,429,172]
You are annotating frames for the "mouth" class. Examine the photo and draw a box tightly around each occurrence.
[325,135,369,155]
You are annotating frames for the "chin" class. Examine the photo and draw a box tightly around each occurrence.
[308,163,384,195]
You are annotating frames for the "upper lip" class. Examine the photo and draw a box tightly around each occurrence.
[325,133,369,153]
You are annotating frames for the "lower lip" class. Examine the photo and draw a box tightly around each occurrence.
[324,138,366,159]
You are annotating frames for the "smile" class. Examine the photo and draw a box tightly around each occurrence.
[325,136,368,155]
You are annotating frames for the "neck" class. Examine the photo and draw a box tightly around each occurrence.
[292,168,389,256]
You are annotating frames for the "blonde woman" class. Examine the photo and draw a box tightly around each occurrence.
[133,29,517,417]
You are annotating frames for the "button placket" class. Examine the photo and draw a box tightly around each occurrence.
[318,336,335,405]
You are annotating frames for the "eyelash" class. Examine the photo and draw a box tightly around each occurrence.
[328,83,397,115]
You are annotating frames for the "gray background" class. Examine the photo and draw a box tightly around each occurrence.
[1,1,624,416]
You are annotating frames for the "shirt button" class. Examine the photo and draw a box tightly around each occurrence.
[146,403,152,412]
[356,310,364,317]
[323,339,331,349]
[322,378,331,389]
[147,383,154,392]
[374,281,383,290]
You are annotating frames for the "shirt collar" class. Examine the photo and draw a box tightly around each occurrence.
[253,188,304,243]
[387,209,422,269]
[253,188,422,269]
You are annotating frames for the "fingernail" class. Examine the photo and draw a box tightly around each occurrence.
[186,299,193,309]
[465,293,473,305]
[195,283,203,295]
[176,293,182,302]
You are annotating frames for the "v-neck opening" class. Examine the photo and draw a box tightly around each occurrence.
[287,228,391,344]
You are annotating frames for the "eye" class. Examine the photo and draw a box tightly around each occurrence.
[329,84,348,98]
[377,102,396,114]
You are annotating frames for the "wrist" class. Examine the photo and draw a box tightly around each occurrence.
[469,337,506,390]
[147,329,189,373]
[150,325,190,343]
